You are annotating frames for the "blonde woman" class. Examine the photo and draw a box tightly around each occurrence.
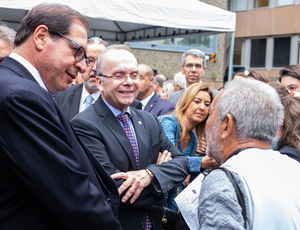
[158,83,219,229]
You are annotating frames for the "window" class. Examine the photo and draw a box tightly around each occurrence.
[273,37,290,67]
[276,0,294,6]
[230,0,248,12]
[130,35,218,54]
[250,38,266,68]
[233,39,244,65]
[253,0,269,8]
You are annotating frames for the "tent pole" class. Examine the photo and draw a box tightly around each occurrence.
[228,31,235,81]
[121,34,124,44]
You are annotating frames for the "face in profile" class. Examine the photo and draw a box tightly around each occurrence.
[184,91,211,125]
[281,75,300,93]
[205,92,223,164]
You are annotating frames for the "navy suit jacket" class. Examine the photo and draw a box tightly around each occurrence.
[70,96,189,230]
[0,57,122,230]
[56,83,83,120]
[144,93,175,116]
[56,84,143,120]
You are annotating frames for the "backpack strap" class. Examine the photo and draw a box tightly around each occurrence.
[207,167,247,228]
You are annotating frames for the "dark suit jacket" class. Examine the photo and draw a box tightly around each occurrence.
[144,93,175,116]
[56,83,83,120]
[56,84,143,120]
[70,96,189,230]
[0,57,122,230]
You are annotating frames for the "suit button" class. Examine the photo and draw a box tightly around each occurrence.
[140,222,145,228]
[107,199,111,205]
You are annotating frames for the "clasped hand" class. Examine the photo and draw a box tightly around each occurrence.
[111,150,172,204]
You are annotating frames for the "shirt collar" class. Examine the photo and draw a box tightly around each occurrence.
[10,52,48,92]
[82,85,101,102]
[140,91,154,109]
[102,97,131,117]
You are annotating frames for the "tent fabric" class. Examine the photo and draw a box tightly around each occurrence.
[0,0,236,42]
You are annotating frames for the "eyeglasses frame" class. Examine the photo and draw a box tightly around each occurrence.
[49,30,90,66]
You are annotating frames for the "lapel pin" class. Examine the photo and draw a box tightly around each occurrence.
[138,121,142,124]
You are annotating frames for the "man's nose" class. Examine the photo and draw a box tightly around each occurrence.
[76,58,87,73]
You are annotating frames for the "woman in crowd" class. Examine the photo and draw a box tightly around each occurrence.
[247,70,271,83]
[160,81,174,100]
[268,82,300,162]
[279,65,300,93]
[158,83,219,230]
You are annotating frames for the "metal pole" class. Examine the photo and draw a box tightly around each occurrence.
[228,31,235,81]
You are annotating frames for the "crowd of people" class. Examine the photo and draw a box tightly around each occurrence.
[0,3,300,230]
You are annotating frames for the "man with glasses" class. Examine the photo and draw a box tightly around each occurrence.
[0,4,122,229]
[168,49,219,105]
[56,37,108,120]
[71,44,189,230]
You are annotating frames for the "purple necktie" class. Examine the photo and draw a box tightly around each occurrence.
[116,113,139,168]
[116,113,151,230]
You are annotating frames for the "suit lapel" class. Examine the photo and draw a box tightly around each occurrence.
[70,84,83,117]
[1,57,38,83]
[144,94,157,113]
[96,97,138,170]
[130,109,149,169]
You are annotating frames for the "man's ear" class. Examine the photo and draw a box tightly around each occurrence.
[96,76,103,91]
[149,76,154,84]
[181,65,184,74]
[34,25,49,51]
[220,114,235,139]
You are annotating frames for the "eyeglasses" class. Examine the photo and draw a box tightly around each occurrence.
[49,30,91,66]
[87,57,97,67]
[99,73,140,82]
[184,63,203,69]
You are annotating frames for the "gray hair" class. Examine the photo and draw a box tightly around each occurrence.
[87,37,109,47]
[154,74,166,88]
[181,49,206,67]
[173,72,186,89]
[96,44,131,78]
[215,78,284,144]
[163,81,174,97]
[0,22,16,47]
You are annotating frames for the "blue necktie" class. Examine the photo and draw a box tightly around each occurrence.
[49,93,57,103]
[85,95,93,109]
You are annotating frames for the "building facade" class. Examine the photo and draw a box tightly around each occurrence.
[231,0,300,80]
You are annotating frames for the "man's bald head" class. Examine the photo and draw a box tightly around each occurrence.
[137,64,154,101]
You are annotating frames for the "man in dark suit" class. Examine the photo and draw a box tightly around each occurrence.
[71,45,189,230]
[0,4,121,229]
[55,37,107,120]
[136,63,175,116]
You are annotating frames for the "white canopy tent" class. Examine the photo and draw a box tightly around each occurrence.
[0,0,236,78]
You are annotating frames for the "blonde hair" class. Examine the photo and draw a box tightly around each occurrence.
[176,83,213,140]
